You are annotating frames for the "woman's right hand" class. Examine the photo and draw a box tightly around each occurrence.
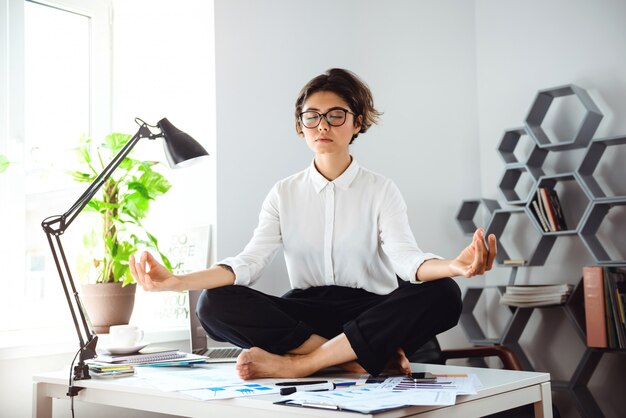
[130,251,181,292]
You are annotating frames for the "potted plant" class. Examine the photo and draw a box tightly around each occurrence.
[69,133,172,333]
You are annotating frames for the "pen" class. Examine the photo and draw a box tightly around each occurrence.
[279,382,336,396]
[334,381,356,387]
[275,380,328,386]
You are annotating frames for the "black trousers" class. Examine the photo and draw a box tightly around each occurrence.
[196,277,462,376]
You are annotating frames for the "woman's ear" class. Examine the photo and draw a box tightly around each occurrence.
[354,114,363,133]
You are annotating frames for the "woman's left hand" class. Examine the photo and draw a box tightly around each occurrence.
[450,228,497,278]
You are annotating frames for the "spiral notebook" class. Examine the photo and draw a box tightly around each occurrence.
[95,347,186,365]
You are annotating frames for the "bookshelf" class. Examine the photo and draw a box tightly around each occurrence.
[456,84,626,418]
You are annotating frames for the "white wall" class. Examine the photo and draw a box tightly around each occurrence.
[112,0,216,257]
[475,1,626,417]
[214,0,480,350]
[111,0,216,329]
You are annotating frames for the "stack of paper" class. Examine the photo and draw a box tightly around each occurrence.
[278,374,481,413]
[500,284,574,307]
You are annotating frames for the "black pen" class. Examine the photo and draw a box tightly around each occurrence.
[275,380,328,386]
[279,382,336,396]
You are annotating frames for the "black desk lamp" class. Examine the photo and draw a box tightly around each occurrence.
[41,118,208,389]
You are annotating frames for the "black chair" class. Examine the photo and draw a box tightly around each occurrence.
[409,338,560,418]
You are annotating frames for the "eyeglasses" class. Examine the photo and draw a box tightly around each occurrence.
[299,107,356,129]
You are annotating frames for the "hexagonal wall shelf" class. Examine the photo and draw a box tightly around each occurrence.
[498,163,544,205]
[577,135,626,199]
[525,84,603,151]
[525,174,591,235]
[456,199,501,236]
[459,83,624,417]
[579,197,626,265]
[497,126,549,167]
[486,207,557,266]
[460,286,508,346]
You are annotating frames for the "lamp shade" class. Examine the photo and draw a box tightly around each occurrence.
[157,118,209,168]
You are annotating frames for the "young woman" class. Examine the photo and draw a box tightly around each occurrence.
[130,68,497,380]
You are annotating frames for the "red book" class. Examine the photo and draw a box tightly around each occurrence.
[583,266,607,348]
[540,187,558,232]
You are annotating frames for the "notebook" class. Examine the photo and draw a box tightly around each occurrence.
[95,347,184,364]
[188,289,243,362]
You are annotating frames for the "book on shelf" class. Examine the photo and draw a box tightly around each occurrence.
[499,297,570,308]
[536,189,548,230]
[500,284,573,307]
[505,284,573,295]
[547,188,568,231]
[503,259,528,266]
[582,266,626,349]
[583,266,608,347]
[539,187,558,232]
[531,199,550,232]
[606,267,626,348]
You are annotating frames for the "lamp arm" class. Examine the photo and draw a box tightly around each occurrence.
[40,122,154,382]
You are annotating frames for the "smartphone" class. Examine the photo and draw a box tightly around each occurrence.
[410,372,436,382]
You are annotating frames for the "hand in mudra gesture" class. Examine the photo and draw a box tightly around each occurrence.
[130,251,180,291]
[450,228,497,278]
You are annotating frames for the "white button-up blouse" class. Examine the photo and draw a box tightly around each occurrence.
[217,158,442,295]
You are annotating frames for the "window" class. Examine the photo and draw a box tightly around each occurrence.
[0,0,215,341]
[0,0,112,333]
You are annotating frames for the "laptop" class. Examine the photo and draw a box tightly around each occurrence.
[188,290,243,362]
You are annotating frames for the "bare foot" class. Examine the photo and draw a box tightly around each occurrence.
[337,360,367,374]
[384,348,412,375]
[236,347,313,380]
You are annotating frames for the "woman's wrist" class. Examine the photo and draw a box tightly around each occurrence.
[417,258,456,281]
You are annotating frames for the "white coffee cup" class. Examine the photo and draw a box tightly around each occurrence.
[109,325,144,347]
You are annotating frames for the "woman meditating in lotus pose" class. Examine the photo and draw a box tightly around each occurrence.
[130,68,497,380]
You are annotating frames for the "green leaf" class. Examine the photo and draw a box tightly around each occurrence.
[139,170,172,198]
[122,270,135,286]
[85,200,103,213]
[0,155,10,173]
[104,133,132,154]
[75,142,91,166]
[122,191,150,219]
[66,170,95,183]
[82,229,99,249]
[111,241,136,283]
[119,158,136,171]
[160,252,173,271]
[127,181,151,199]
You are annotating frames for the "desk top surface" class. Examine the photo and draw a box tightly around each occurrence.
[34,362,550,417]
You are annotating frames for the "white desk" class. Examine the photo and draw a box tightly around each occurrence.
[33,363,552,418]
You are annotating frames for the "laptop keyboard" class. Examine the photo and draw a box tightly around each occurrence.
[204,346,243,359]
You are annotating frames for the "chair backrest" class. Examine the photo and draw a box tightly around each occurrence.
[407,338,446,365]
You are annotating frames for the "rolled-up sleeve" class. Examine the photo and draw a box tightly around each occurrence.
[378,181,442,283]
[216,185,283,287]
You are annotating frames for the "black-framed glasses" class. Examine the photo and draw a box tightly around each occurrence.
[299,107,356,128]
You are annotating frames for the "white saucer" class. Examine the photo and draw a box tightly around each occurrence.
[104,343,148,355]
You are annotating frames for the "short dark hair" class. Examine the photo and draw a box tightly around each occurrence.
[295,68,382,143]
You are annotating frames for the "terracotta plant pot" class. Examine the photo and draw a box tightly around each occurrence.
[81,282,137,334]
